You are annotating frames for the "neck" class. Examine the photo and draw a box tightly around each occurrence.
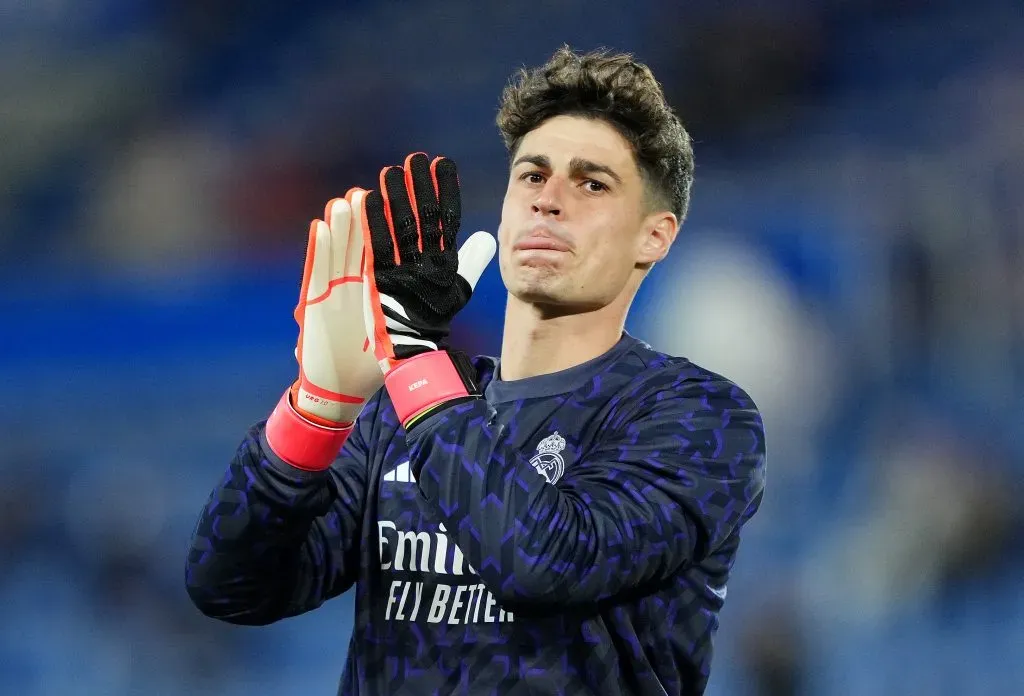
[499,291,632,381]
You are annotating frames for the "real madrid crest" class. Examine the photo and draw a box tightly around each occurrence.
[529,431,566,484]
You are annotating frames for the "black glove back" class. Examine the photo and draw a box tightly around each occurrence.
[364,153,472,359]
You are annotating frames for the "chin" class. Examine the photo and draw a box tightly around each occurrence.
[510,281,567,306]
[504,263,558,297]
[510,282,608,315]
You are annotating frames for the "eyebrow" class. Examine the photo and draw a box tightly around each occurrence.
[512,153,623,185]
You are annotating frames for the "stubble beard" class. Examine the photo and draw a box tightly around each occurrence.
[508,263,568,305]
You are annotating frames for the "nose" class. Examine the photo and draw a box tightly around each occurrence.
[531,178,562,217]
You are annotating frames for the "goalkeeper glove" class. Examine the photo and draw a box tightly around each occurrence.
[361,153,496,429]
[265,190,385,470]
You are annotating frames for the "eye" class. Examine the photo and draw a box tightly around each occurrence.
[582,179,608,193]
[519,171,545,184]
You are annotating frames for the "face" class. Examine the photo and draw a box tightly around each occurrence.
[497,115,677,312]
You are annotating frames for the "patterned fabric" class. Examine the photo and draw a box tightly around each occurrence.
[186,333,767,695]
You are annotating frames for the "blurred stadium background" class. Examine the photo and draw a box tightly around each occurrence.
[2,0,1022,693]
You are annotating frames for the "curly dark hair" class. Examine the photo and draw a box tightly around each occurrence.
[496,46,694,222]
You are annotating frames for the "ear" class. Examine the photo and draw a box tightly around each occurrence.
[636,211,678,265]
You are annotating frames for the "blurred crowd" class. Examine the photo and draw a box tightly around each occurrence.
[1,0,1022,694]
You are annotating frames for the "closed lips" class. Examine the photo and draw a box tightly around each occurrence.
[514,234,571,252]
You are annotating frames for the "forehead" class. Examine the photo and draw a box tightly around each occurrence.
[517,115,638,177]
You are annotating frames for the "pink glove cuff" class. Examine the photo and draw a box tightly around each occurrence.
[385,351,475,426]
[264,390,353,471]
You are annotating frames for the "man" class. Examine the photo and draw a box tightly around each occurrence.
[186,46,766,695]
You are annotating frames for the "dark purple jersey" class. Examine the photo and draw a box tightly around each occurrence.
[186,333,766,695]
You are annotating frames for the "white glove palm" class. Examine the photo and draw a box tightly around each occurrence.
[292,190,383,423]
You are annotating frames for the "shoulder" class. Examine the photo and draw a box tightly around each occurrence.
[621,335,758,406]
[611,339,767,476]
[608,335,762,426]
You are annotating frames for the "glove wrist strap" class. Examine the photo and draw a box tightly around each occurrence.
[385,350,480,428]
[265,389,353,471]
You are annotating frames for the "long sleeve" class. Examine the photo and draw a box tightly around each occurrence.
[185,400,373,625]
[403,372,766,609]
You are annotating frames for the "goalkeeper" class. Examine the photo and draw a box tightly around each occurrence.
[186,46,766,696]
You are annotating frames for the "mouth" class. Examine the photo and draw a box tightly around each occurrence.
[512,227,572,253]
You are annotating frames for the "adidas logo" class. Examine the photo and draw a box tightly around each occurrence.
[382,460,416,483]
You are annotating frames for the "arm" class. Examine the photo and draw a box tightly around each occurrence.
[403,374,766,608]
[186,191,384,624]
[185,396,375,625]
